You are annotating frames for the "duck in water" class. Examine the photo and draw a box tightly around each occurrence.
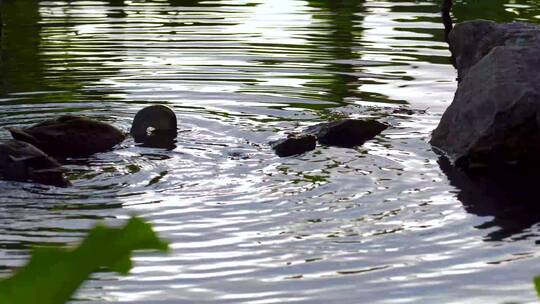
[0,139,70,187]
[7,105,177,158]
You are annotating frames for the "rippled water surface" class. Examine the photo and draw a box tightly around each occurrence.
[2,0,540,303]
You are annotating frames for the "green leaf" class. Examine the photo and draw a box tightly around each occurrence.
[0,217,169,304]
[534,275,540,298]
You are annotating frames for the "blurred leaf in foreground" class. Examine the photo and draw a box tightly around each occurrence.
[0,217,169,304]
[534,275,540,298]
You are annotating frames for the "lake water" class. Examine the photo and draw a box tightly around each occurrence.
[1,0,540,303]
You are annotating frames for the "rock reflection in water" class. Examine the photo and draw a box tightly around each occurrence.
[438,156,540,241]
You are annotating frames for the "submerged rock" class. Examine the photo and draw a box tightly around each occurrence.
[431,20,540,169]
[271,134,316,157]
[0,140,70,187]
[306,119,387,148]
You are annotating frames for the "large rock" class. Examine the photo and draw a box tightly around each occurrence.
[431,20,540,169]
[0,140,70,187]
[449,20,540,81]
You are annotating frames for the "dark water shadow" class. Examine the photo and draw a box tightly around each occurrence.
[133,133,177,150]
[438,156,540,242]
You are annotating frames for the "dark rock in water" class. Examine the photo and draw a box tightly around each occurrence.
[306,119,387,148]
[8,115,126,158]
[0,140,70,187]
[431,20,540,169]
[270,134,316,157]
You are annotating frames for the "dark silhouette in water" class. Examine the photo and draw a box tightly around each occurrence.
[438,156,540,242]
[442,0,453,44]
[0,140,70,187]
[7,105,177,158]
[8,116,126,158]
[306,119,388,148]
[441,0,456,68]
[130,105,178,150]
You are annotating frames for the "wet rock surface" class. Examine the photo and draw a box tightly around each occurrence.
[306,119,388,148]
[270,134,316,157]
[431,20,540,169]
[0,140,70,187]
[449,20,540,81]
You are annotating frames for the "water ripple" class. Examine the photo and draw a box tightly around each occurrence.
[1,0,540,303]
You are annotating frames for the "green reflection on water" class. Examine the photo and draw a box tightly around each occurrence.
[0,0,44,95]
[1,0,539,115]
[302,0,372,105]
[0,0,113,110]
[453,0,540,23]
